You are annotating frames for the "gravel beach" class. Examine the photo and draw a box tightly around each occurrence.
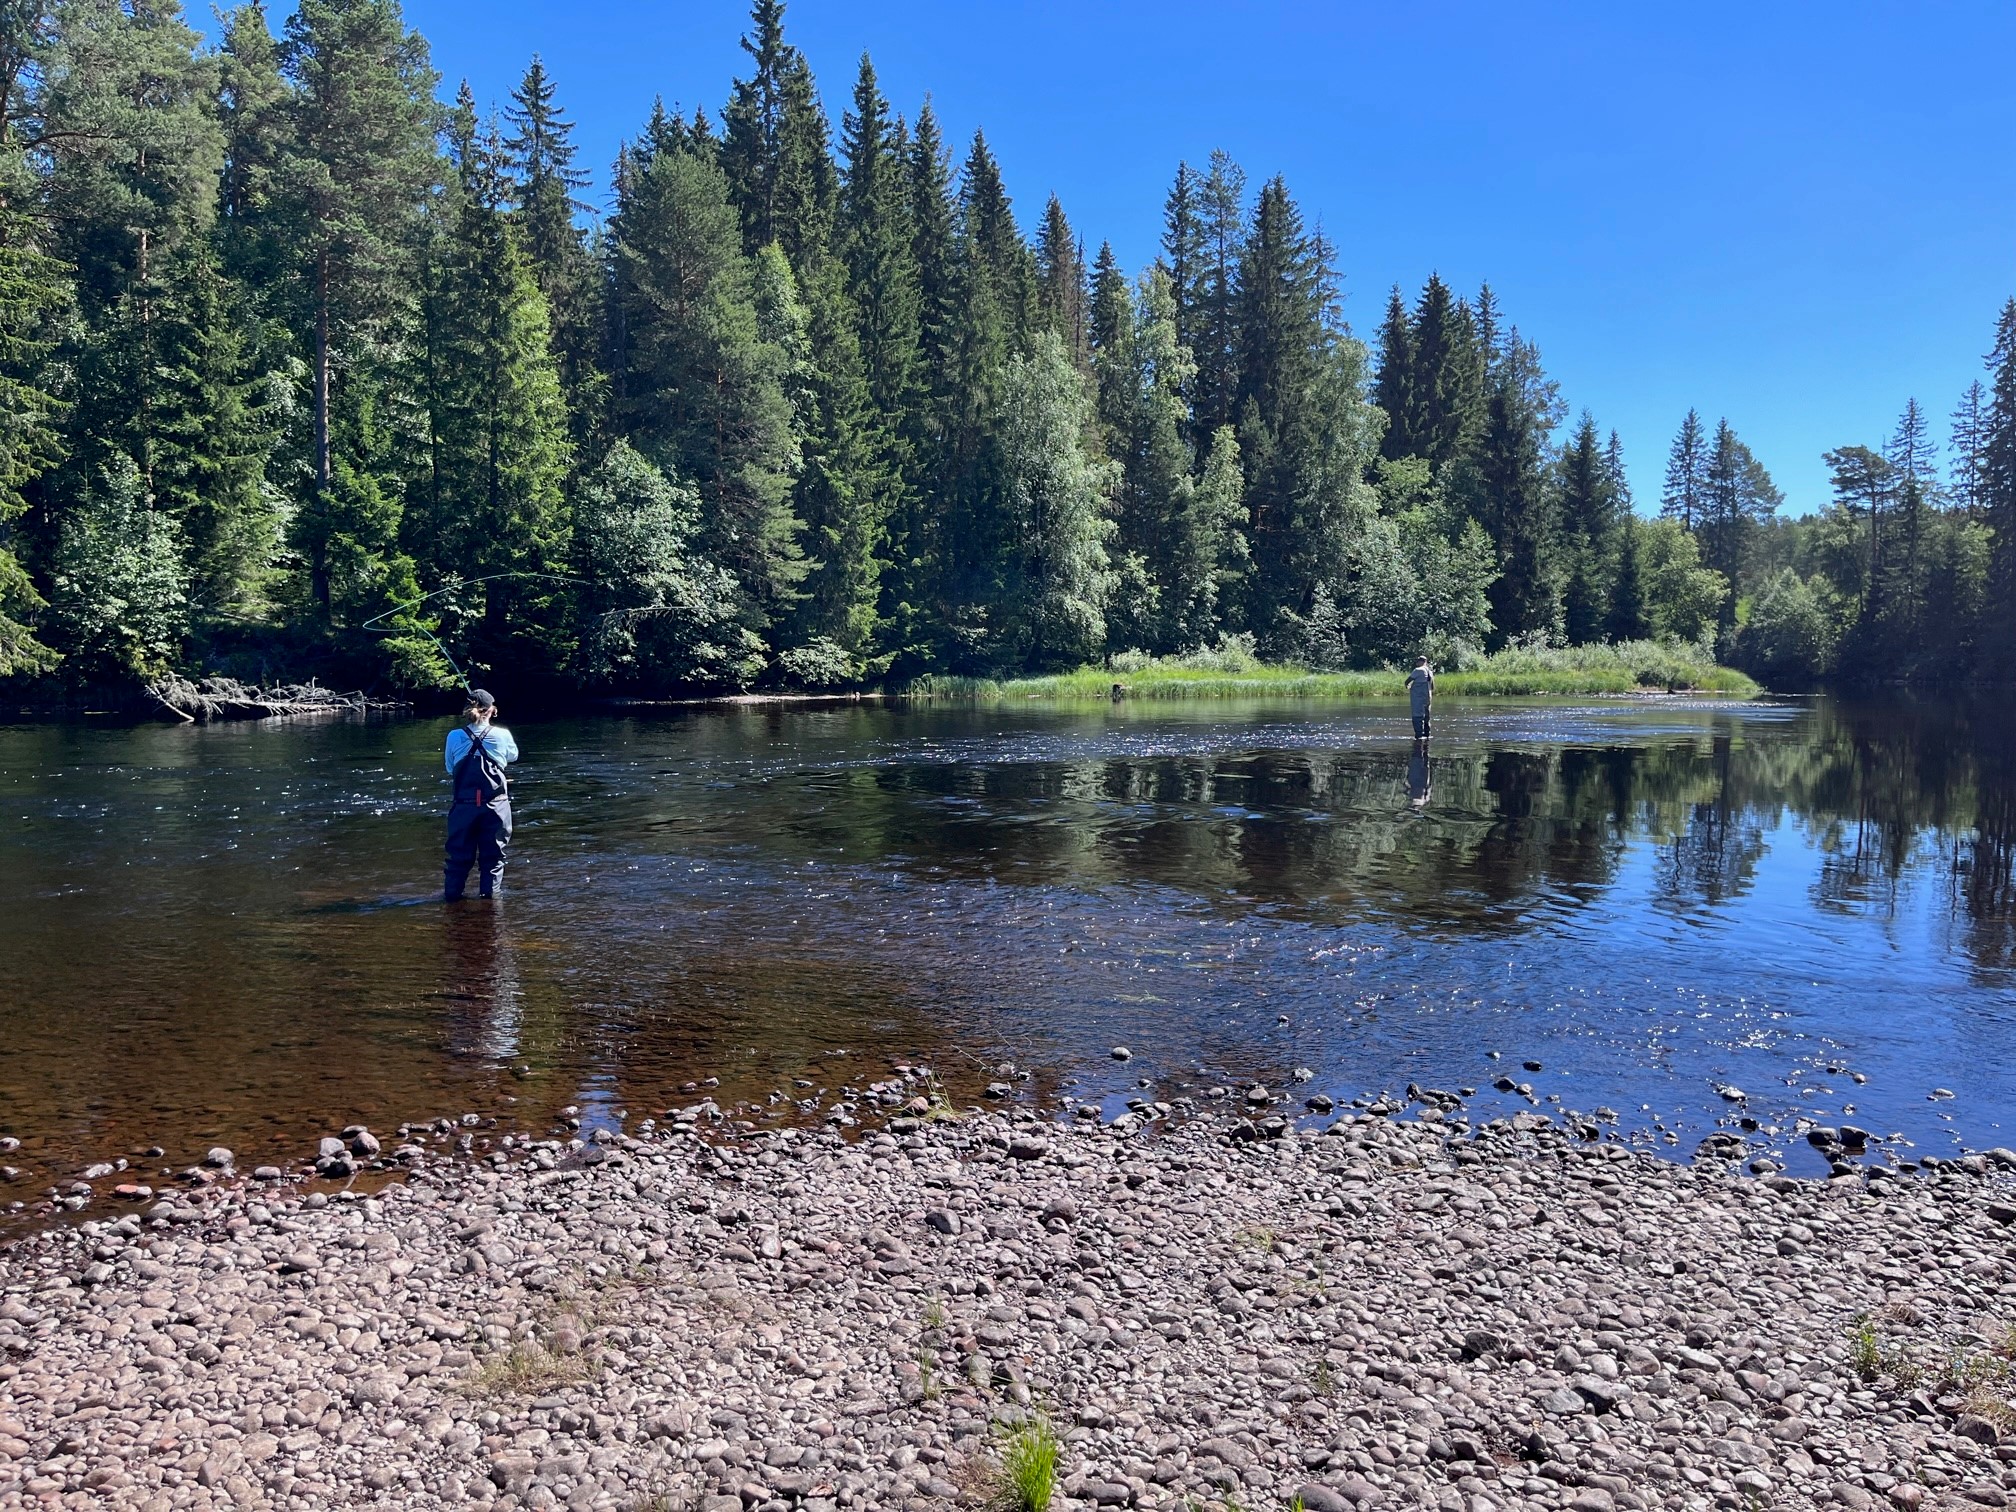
[6,1092,2016,1512]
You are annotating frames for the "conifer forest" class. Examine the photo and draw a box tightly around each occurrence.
[0,0,2010,699]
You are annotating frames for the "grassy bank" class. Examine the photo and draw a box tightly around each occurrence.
[910,639,1759,702]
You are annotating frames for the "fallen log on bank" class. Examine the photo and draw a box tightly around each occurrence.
[145,674,408,723]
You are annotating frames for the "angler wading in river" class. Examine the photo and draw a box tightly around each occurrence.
[443,689,518,901]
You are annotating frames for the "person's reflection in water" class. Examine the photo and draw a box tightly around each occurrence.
[1407,742,1432,811]
[441,905,523,1062]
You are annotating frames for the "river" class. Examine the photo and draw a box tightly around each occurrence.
[1,693,2011,1222]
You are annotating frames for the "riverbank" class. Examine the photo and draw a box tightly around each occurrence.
[2,1101,2010,1512]
[915,642,1759,703]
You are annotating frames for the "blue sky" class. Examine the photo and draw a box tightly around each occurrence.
[280,1,2016,514]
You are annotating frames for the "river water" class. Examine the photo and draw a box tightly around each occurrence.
[1,694,2011,1217]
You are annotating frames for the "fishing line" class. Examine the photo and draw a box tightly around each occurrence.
[358,571,588,695]
[192,569,687,699]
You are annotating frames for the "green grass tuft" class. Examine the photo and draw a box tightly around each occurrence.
[995,1415,1061,1512]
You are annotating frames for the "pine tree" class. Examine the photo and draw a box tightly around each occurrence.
[276,0,441,616]
[1660,409,1708,531]
[40,0,223,523]
[1823,443,1894,611]
[1034,195,1086,367]
[1952,379,1988,519]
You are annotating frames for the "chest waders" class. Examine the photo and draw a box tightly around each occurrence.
[444,733,513,900]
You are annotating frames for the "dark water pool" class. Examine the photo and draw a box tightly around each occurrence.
[1,694,2012,1217]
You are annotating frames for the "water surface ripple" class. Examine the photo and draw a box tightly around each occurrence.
[2,694,2011,1215]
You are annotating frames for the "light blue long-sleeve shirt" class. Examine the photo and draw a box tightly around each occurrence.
[444,724,519,775]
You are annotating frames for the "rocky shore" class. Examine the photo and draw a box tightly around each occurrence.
[6,1096,2016,1512]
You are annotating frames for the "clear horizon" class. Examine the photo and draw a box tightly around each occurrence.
[223,0,2016,517]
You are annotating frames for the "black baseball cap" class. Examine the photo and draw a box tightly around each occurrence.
[466,688,497,708]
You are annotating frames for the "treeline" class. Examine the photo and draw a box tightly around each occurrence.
[0,0,2010,696]
[1734,365,2016,685]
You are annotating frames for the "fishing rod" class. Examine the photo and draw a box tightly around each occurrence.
[358,571,589,696]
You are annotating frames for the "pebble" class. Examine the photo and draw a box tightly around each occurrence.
[2,1104,2013,1512]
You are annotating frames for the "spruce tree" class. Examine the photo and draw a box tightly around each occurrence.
[1191,149,1245,442]
[836,55,917,424]
[1158,162,1202,391]
[1557,411,1619,644]
[148,239,281,618]
[957,131,1033,338]
[1660,409,1708,531]
[216,1,289,289]
[884,97,961,658]
[1372,285,1412,460]
[1699,417,1779,625]
[504,56,600,444]
[1034,195,1087,367]
[0,201,69,676]
[1106,265,1187,649]
[275,0,440,616]
[1087,241,1133,454]
[1977,299,2016,666]
[1404,274,1480,471]
[416,110,571,666]
[1884,397,1937,486]
[1234,175,1376,635]
[1604,429,1633,513]
[610,127,803,628]
[1467,337,1561,642]
[719,0,835,279]
[788,250,896,668]
[1952,379,1988,519]
[1606,515,1650,642]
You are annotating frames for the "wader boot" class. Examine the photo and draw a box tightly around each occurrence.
[444,739,513,900]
